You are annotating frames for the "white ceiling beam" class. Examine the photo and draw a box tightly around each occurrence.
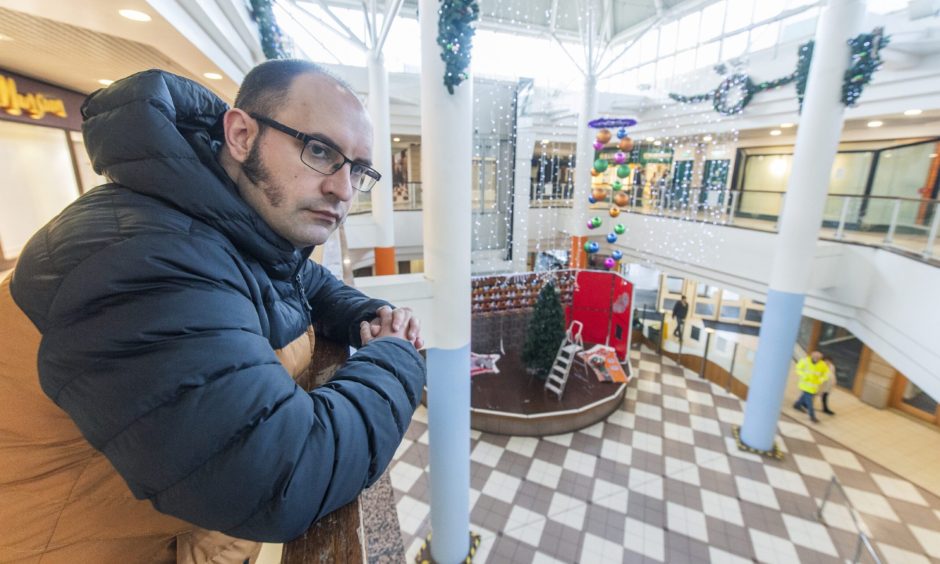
[309,0,368,49]
[376,0,406,54]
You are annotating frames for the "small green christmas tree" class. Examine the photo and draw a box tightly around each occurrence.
[522,281,567,379]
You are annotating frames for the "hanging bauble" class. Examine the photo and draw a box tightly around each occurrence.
[614,152,627,164]
[593,158,609,173]
[586,220,597,230]
[616,164,630,178]
[609,206,621,218]
[619,137,634,152]
[591,217,602,228]
[604,257,617,269]
[606,233,618,244]
[592,140,604,150]
[583,241,594,252]
[596,129,612,144]
[612,180,622,191]
[614,223,626,235]
[586,241,600,254]
[590,169,600,177]
[616,128,627,139]
[588,195,597,204]
[613,192,629,206]
[591,187,607,201]
[612,250,623,261]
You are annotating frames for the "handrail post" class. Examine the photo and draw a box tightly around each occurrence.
[727,341,737,392]
[631,183,639,209]
[923,201,940,259]
[775,193,785,231]
[884,199,902,244]
[728,191,737,225]
[835,197,850,240]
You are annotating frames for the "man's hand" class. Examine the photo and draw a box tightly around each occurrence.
[360,305,424,350]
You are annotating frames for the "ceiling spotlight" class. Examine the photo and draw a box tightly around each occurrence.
[769,129,782,136]
[780,122,794,128]
[702,135,713,142]
[0,33,12,41]
[653,140,662,146]
[867,120,883,128]
[98,79,114,86]
[393,137,401,142]
[904,109,922,116]
[541,139,550,144]
[118,9,152,22]
[645,137,655,142]
[203,72,223,80]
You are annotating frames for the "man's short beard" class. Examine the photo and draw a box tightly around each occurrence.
[242,135,284,207]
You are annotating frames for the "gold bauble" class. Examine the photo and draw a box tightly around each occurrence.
[613,192,629,206]
[618,137,634,152]
[592,188,608,201]
[596,129,612,144]
[609,206,621,218]
[590,169,600,177]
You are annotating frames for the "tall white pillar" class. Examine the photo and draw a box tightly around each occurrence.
[512,119,535,271]
[419,0,472,561]
[740,0,865,451]
[367,53,397,274]
[569,73,597,268]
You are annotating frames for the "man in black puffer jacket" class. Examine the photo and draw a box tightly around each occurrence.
[0,60,426,562]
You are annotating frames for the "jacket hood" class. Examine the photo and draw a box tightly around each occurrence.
[81,69,306,278]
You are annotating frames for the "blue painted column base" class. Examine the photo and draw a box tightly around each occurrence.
[740,289,806,452]
[427,345,471,564]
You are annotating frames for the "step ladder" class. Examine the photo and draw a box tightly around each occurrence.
[545,321,584,400]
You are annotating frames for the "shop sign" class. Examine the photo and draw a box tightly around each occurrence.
[0,70,85,130]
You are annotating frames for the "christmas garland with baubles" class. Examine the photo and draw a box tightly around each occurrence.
[438,0,479,94]
[249,0,291,60]
[669,27,888,115]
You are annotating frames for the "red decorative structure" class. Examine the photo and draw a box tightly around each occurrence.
[567,270,634,363]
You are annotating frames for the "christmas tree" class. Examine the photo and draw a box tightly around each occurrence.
[522,281,567,379]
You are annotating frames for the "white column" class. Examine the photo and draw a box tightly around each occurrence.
[568,73,597,268]
[367,53,396,271]
[419,0,472,561]
[512,119,535,271]
[740,0,865,451]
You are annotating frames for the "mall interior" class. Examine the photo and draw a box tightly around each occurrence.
[1,0,939,562]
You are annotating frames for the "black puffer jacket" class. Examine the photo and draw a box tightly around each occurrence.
[10,70,425,541]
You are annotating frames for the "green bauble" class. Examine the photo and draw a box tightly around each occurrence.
[612,180,623,191]
[583,241,593,252]
[594,158,609,173]
[614,223,626,235]
[616,164,630,178]
[591,216,603,228]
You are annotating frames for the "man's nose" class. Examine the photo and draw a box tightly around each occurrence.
[323,163,355,201]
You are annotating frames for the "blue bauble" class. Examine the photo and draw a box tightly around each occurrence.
[587,241,600,254]
[617,128,627,139]
[612,250,623,261]
[607,233,618,244]
[588,195,597,204]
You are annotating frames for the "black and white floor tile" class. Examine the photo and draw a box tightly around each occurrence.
[390,347,940,563]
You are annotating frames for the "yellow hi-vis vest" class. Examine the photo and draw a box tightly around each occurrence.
[796,357,829,394]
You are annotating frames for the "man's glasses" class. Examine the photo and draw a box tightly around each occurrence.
[249,113,381,193]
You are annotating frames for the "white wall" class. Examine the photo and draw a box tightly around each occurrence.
[0,121,80,258]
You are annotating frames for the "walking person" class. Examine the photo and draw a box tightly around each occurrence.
[792,351,829,423]
[672,295,689,340]
[821,357,837,415]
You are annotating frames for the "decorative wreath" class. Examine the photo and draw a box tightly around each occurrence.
[711,73,756,116]
[437,0,479,95]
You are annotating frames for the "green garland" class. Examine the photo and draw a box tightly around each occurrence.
[437,0,479,94]
[249,0,291,60]
[669,28,888,115]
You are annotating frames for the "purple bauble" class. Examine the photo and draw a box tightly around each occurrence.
[587,220,596,230]
[604,257,616,269]
[614,151,626,164]
[592,140,604,150]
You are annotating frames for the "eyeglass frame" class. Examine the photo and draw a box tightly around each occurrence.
[248,112,381,193]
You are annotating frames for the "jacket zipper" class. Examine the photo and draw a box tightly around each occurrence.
[294,273,313,327]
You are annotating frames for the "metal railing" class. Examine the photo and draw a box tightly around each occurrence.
[349,182,423,215]
[591,185,940,262]
[817,475,885,564]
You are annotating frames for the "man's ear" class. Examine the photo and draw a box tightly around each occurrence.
[222,108,258,164]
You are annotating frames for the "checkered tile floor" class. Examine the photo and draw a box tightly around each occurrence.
[390,347,940,563]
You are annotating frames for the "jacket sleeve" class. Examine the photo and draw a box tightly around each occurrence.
[37,234,426,542]
[301,260,391,347]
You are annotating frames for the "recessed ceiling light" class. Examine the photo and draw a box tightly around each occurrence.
[393,137,401,142]
[118,9,152,22]
[653,140,662,146]
[645,137,655,142]
[702,135,713,142]
[769,129,782,136]
[904,109,922,116]
[0,33,12,41]
[867,120,883,128]
[541,139,550,144]
[930,153,937,158]
[203,72,223,80]
[98,79,114,86]
[780,122,794,128]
